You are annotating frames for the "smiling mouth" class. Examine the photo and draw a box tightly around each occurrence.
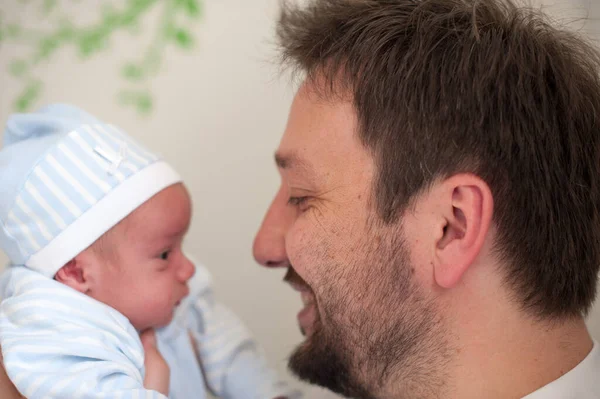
[284,267,318,335]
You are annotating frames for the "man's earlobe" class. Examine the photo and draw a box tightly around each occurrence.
[433,175,493,289]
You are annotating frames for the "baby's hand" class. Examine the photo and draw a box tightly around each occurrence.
[141,329,170,396]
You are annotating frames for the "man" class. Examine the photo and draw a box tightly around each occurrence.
[253,0,600,398]
[2,1,600,398]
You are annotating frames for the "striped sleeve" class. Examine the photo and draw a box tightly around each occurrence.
[0,267,167,399]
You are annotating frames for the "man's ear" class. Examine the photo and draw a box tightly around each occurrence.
[432,174,493,289]
[55,252,95,293]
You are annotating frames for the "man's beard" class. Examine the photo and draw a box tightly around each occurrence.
[289,315,376,399]
[287,227,450,399]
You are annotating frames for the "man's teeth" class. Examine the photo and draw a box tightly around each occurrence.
[301,291,314,306]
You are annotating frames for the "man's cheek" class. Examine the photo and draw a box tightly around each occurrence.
[287,227,329,278]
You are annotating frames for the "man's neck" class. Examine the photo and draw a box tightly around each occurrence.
[449,314,593,399]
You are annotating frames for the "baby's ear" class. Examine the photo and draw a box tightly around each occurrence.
[55,255,92,293]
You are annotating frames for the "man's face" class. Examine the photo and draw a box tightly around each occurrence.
[253,82,448,398]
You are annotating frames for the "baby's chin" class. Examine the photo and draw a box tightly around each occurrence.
[134,309,176,332]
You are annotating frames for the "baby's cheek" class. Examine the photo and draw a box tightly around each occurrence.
[142,288,176,325]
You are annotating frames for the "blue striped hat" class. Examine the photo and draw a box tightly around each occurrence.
[0,104,181,277]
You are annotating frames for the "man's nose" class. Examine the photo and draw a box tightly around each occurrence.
[253,187,294,268]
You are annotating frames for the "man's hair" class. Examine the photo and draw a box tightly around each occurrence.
[276,0,600,318]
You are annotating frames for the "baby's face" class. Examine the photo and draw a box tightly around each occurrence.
[88,183,195,331]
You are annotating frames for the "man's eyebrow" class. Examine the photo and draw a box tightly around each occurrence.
[275,152,292,169]
[275,152,316,176]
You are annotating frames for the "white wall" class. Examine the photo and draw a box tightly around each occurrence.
[0,1,599,398]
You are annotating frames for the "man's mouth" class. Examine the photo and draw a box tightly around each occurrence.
[284,268,318,336]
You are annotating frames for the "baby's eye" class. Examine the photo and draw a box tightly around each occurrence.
[160,251,171,261]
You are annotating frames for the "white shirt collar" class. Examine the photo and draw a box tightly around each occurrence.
[522,340,600,399]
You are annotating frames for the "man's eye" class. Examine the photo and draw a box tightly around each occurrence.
[287,196,308,207]
[160,251,171,260]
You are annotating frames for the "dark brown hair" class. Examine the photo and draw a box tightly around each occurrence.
[276,0,600,318]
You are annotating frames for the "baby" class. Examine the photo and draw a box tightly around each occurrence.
[0,104,299,399]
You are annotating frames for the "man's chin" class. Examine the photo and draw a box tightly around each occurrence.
[289,328,339,385]
[288,323,372,399]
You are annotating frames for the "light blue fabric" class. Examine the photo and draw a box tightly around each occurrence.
[0,104,171,275]
[0,266,160,399]
[0,262,301,399]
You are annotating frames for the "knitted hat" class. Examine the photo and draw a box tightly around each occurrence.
[0,104,181,277]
